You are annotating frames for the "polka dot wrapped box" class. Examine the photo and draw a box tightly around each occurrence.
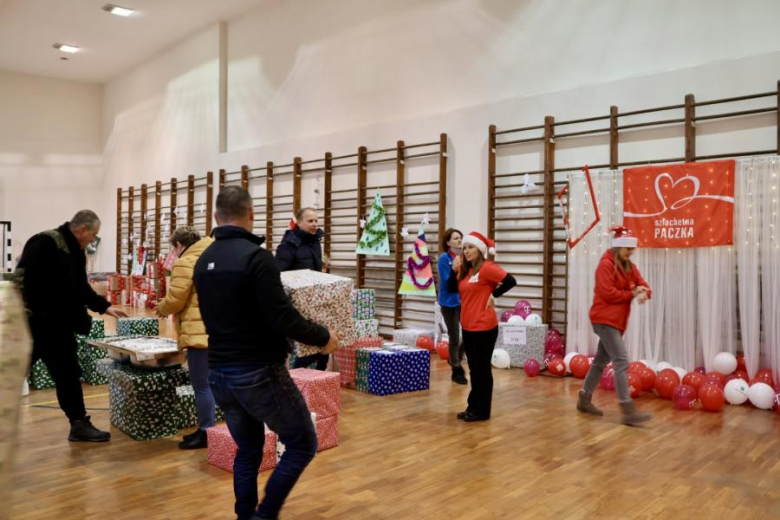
[115,317,160,337]
[280,270,355,358]
[333,337,384,388]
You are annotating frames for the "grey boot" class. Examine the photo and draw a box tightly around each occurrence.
[620,401,651,426]
[577,391,603,416]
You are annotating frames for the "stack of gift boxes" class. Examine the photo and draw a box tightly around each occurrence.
[106,260,166,309]
[206,368,340,473]
[494,322,548,368]
[355,344,430,396]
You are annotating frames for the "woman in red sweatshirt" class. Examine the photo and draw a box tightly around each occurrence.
[577,226,652,425]
[447,232,516,422]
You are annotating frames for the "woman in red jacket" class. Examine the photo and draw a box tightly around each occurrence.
[578,226,652,425]
[447,232,516,422]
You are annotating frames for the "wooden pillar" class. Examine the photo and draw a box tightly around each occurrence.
[685,93,696,162]
[140,184,148,247]
[293,157,302,213]
[241,165,249,191]
[609,106,619,169]
[219,169,226,189]
[393,141,406,329]
[266,162,274,246]
[487,125,497,240]
[356,146,368,287]
[324,152,333,272]
[438,133,448,243]
[116,188,122,273]
[206,171,214,235]
[541,116,556,325]
[187,175,195,227]
[170,177,177,235]
[127,186,134,276]
[154,181,162,258]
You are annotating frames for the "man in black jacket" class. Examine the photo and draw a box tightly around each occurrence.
[13,210,127,441]
[275,207,324,272]
[194,187,339,520]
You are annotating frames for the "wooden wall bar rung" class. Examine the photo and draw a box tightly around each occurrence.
[495,124,545,135]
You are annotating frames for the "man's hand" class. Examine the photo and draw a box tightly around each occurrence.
[322,329,341,354]
[105,307,129,319]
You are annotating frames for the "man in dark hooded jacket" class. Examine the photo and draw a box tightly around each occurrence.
[13,210,127,441]
[275,207,323,272]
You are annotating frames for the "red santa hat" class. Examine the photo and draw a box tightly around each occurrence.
[462,231,496,258]
[610,226,638,248]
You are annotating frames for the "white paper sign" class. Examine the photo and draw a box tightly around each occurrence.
[503,326,527,347]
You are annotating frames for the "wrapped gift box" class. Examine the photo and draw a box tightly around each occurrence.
[173,385,225,429]
[333,337,384,388]
[207,424,277,473]
[28,360,55,389]
[355,347,381,393]
[77,335,113,385]
[392,329,435,348]
[116,317,160,337]
[108,274,126,292]
[315,414,339,451]
[495,323,548,368]
[366,350,406,396]
[290,368,340,419]
[351,288,375,320]
[353,319,379,339]
[281,270,355,358]
[97,359,190,441]
[396,347,431,393]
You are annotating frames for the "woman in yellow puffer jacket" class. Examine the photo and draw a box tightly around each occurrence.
[157,227,215,450]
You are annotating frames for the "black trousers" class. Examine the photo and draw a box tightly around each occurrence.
[292,353,329,371]
[30,328,86,424]
[462,327,499,418]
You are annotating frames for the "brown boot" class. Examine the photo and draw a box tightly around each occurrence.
[577,391,603,416]
[620,401,651,426]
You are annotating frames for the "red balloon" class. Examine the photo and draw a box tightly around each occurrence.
[698,383,725,412]
[628,361,647,374]
[672,384,697,410]
[524,358,541,377]
[547,356,566,376]
[659,368,680,381]
[639,367,656,392]
[655,372,679,399]
[725,370,748,384]
[600,368,615,391]
[705,371,726,388]
[627,373,642,398]
[435,341,449,360]
[736,353,746,372]
[751,368,775,387]
[500,310,515,323]
[682,372,706,393]
[694,366,706,375]
[570,355,590,379]
[416,336,434,352]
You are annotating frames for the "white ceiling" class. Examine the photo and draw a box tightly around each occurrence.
[0,0,261,83]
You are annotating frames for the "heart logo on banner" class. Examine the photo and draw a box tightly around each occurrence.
[624,172,734,218]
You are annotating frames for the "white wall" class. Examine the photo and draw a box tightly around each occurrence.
[0,70,103,267]
[96,0,780,271]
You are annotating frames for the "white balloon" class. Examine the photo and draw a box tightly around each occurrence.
[563,352,578,374]
[656,361,673,373]
[507,315,524,325]
[491,349,511,369]
[712,352,738,375]
[747,382,775,410]
[639,359,655,372]
[673,367,687,382]
[724,378,749,405]
[524,313,543,326]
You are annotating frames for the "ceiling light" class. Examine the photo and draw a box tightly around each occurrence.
[53,43,79,53]
[102,4,135,17]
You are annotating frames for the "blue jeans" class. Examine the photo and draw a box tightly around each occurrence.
[209,364,318,520]
[186,348,216,431]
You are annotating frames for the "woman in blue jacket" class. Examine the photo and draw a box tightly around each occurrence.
[438,228,466,384]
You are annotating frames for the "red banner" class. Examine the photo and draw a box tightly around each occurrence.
[623,160,735,248]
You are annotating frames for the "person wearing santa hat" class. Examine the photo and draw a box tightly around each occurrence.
[578,226,652,426]
[447,232,516,422]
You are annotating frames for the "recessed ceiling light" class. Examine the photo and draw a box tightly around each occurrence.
[102,4,135,17]
[53,43,80,53]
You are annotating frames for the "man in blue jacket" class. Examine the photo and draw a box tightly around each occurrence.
[194,187,339,520]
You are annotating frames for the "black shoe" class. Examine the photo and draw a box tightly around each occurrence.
[181,429,200,443]
[462,412,490,422]
[179,429,208,450]
[456,410,470,420]
[68,416,111,442]
[451,367,467,385]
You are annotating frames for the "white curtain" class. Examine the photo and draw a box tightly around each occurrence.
[566,157,779,379]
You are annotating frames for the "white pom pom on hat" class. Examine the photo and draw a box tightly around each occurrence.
[610,226,638,248]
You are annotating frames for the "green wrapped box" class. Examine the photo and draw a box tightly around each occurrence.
[28,359,55,389]
[97,359,190,441]
[174,385,225,430]
[116,317,159,337]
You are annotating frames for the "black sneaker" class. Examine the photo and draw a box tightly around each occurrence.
[68,416,111,442]
[451,367,467,385]
[179,429,208,450]
[462,412,490,422]
[456,410,470,420]
[181,429,200,443]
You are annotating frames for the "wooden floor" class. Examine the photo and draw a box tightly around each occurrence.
[11,308,780,519]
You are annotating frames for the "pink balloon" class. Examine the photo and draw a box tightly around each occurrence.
[672,384,697,410]
[600,368,615,391]
[524,358,541,377]
[514,300,532,319]
[694,366,706,375]
[500,310,514,323]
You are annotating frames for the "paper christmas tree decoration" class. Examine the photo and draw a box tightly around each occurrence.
[356,192,390,256]
[398,224,437,297]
